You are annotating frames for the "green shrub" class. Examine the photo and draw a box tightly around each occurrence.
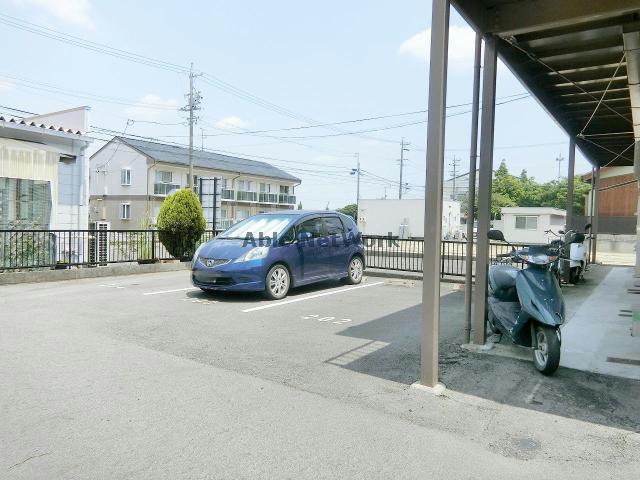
[157,188,206,260]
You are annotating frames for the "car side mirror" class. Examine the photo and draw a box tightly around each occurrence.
[488,229,506,242]
[297,231,312,243]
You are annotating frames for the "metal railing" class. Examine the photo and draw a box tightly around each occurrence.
[362,236,529,277]
[259,192,279,204]
[278,194,296,205]
[237,190,258,202]
[1,229,527,276]
[0,229,220,272]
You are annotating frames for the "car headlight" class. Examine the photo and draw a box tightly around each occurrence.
[234,246,270,263]
[192,243,206,266]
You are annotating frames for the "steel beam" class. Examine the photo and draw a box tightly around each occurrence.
[463,32,482,345]
[566,137,576,229]
[472,34,498,346]
[591,167,601,263]
[420,0,450,388]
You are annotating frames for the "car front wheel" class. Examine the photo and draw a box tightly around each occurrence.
[264,264,290,300]
[345,256,364,285]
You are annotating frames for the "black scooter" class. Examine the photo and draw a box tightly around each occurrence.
[486,230,565,375]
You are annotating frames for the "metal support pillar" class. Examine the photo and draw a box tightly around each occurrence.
[420,0,449,388]
[566,138,576,230]
[472,35,498,346]
[588,166,595,263]
[591,167,601,264]
[635,141,640,276]
[463,32,482,345]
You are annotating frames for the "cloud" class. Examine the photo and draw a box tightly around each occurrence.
[0,80,15,92]
[399,25,476,71]
[124,94,179,120]
[215,116,250,130]
[16,0,95,30]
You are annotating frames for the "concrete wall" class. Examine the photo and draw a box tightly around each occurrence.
[358,199,462,238]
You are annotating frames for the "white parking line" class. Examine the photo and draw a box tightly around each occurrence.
[242,281,384,313]
[143,287,199,296]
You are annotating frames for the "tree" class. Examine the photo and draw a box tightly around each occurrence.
[297,201,303,210]
[337,203,357,220]
[157,188,206,260]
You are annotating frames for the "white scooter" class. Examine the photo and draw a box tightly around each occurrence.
[547,223,591,284]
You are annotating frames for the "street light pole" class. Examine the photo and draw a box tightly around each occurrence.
[351,153,361,223]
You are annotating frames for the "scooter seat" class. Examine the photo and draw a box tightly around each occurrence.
[489,265,518,290]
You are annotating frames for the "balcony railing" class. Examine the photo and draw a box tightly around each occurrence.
[259,192,278,203]
[278,194,296,205]
[237,190,258,202]
[221,189,235,200]
[153,183,180,196]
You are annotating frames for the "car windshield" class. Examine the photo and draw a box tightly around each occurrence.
[218,214,296,240]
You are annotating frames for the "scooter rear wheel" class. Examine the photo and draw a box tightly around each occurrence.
[533,325,561,375]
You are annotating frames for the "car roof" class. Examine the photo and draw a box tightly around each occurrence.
[260,210,344,217]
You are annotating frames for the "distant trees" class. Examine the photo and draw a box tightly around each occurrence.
[462,160,590,219]
[337,204,357,220]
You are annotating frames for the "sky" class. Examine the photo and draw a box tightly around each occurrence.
[1,0,592,209]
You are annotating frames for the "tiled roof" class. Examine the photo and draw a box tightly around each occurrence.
[117,136,301,183]
[0,115,84,135]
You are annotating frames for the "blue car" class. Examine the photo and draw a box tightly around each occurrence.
[191,211,365,299]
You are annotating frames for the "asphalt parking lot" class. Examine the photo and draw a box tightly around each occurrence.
[1,270,639,479]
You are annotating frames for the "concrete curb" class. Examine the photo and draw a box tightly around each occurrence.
[0,262,190,285]
[365,268,465,284]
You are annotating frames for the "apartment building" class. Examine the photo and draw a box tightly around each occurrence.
[88,137,301,230]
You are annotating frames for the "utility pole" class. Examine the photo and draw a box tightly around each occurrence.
[399,138,410,199]
[555,154,564,181]
[351,153,361,223]
[201,128,205,151]
[181,63,203,189]
[449,156,461,200]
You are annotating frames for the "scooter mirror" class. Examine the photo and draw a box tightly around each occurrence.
[558,230,565,235]
[584,223,592,230]
[488,229,506,242]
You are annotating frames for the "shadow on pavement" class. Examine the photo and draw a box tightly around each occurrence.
[330,286,640,433]
[186,278,350,303]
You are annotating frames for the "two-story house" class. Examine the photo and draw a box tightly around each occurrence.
[88,136,301,230]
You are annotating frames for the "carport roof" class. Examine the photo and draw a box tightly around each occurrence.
[452,0,640,168]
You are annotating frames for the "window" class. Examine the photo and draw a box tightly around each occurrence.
[238,180,253,191]
[298,218,324,238]
[324,216,344,236]
[515,215,538,230]
[120,203,131,220]
[280,185,290,194]
[193,175,199,194]
[236,208,250,221]
[153,170,179,195]
[0,177,52,228]
[260,182,271,193]
[155,170,173,184]
[120,168,131,186]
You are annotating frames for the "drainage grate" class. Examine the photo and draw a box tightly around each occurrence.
[606,356,640,366]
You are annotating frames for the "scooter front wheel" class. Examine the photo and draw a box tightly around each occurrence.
[533,325,561,375]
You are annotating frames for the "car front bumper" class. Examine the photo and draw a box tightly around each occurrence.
[191,259,266,292]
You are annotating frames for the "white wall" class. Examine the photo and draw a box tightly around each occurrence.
[358,199,462,238]
[501,213,566,244]
[90,141,149,197]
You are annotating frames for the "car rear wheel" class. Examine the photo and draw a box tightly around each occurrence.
[344,256,363,285]
[264,264,290,300]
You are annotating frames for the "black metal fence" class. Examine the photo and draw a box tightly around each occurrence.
[362,236,529,277]
[1,229,526,276]
[0,229,219,271]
